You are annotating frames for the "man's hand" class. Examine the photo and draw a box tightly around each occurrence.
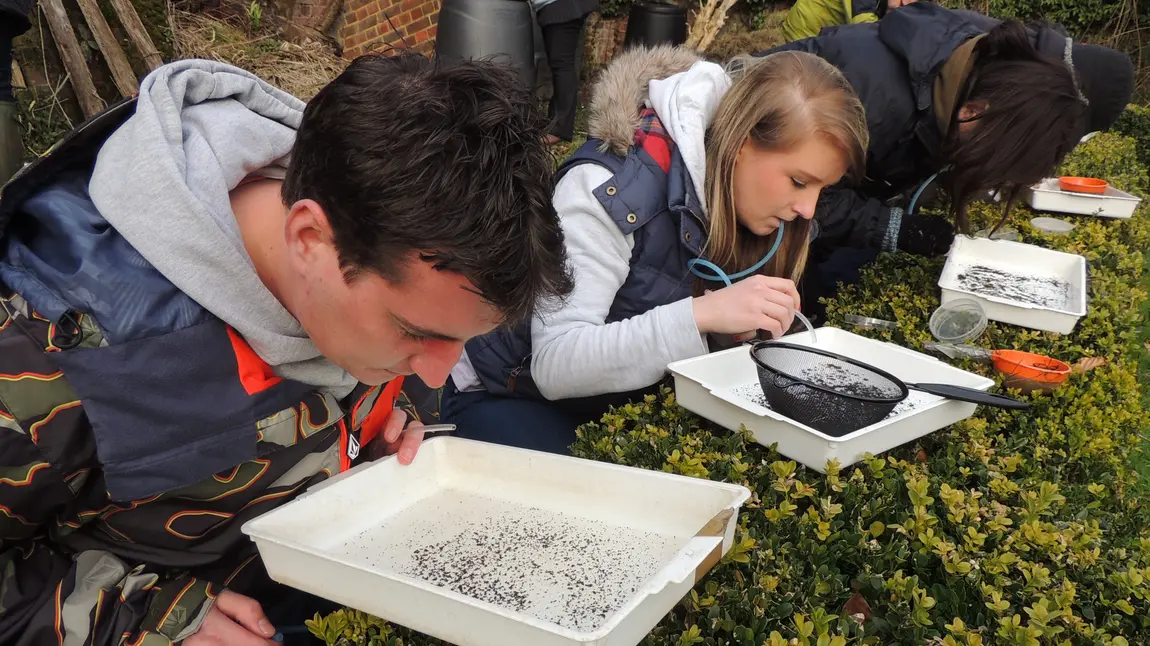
[380,408,426,465]
[887,0,918,8]
[184,590,277,645]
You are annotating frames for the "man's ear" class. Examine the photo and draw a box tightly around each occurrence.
[958,100,989,121]
[284,199,336,272]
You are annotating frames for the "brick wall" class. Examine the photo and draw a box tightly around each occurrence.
[582,13,629,70]
[339,0,439,59]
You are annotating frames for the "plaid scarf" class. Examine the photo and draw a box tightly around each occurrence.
[633,107,674,173]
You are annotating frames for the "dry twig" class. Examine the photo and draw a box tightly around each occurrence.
[685,0,741,53]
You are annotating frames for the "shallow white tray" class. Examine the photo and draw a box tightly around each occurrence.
[1025,178,1142,219]
[242,437,750,646]
[667,327,994,473]
[938,235,1088,335]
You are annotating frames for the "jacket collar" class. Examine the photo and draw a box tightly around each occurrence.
[877,3,985,113]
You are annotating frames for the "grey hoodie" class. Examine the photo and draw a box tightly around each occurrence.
[89,59,358,398]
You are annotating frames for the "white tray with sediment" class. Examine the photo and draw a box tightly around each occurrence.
[242,436,750,646]
[1025,178,1142,219]
[938,235,1088,334]
[667,327,993,473]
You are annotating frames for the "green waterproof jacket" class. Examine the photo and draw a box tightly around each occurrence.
[782,0,884,42]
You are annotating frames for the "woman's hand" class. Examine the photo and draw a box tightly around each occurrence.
[692,275,801,340]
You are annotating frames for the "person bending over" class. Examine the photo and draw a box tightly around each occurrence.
[0,53,572,645]
[755,3,1131,318]
[443,46,867,453]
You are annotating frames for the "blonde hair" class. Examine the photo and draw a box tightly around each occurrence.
[700,51,868,292]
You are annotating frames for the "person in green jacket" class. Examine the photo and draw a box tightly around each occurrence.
[782,0,916,42]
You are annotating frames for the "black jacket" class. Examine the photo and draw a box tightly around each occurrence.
[535,0,598,27]
[1,0,35,38]
[757,2,1104,254]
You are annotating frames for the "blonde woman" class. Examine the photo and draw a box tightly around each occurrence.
[442,46,869,453]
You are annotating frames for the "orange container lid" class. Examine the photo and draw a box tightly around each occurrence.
[1059,176,1108,195]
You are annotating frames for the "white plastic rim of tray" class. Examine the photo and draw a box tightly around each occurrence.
[241,437,750,646]
[937,235,1088,334]
[666,327,994,473]
[1026,178,1142,219]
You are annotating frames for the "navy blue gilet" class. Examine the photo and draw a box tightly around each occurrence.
[462,138,707,412]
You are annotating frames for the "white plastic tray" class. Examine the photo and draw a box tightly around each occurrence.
[242,437,750,646]
[1025,178,1142,219]
[938,235,1088,334]
[667,327,994,473]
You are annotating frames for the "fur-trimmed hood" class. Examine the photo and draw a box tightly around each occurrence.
[587,45,705,155]
[587,45,732,216]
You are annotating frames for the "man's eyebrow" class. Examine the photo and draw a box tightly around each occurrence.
[392,314,464,343]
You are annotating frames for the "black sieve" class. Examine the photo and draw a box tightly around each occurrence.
[750,341,1029,437]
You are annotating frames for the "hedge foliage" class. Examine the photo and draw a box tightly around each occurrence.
[312,116,1150,645]
[1113,105,1150,171]
[750,0,1146,44]
[598,1,1140,61]
[958,0,1140,33]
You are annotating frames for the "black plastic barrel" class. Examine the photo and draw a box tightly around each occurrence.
[434,0,536,88]
[623,2,688,49]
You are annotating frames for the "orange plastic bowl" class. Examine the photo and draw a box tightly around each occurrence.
[992,350,1071,395]
[1059,176,1109,195]
[992,350,1071,384]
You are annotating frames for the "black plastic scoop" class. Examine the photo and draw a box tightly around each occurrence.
[750,341,1029,437]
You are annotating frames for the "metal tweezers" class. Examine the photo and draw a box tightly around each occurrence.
[419,423,457,437]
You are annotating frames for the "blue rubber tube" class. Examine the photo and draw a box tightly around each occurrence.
[686,221,785,287]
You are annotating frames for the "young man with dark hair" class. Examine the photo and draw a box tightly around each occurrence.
[0,53,572,645]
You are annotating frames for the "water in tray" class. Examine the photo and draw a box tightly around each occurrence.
[339,489,684,632]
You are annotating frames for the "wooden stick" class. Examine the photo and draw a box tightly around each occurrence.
[11,60,25,89]
[39,0,104,117]
[76,0,139,97]
[107,0,164,71]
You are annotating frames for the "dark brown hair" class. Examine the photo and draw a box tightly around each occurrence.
[283,53,574,324]
[941,21,1088,234]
